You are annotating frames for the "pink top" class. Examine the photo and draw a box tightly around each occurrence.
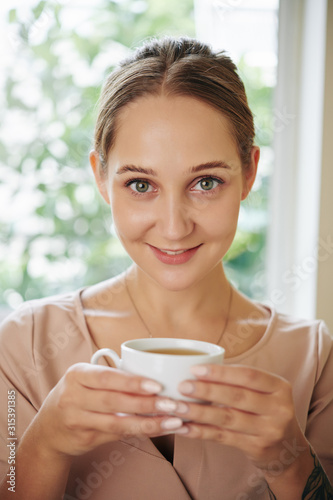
[0,289,332,499]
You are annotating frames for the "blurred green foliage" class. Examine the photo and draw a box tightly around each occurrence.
[0,0,273,309]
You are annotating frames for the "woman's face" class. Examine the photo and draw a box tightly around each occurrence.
[91,94,259,291]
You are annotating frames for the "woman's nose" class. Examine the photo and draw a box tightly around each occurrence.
[156,195,194,241]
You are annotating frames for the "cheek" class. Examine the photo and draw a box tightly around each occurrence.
[201,193,241,239]
[110,196,152,240]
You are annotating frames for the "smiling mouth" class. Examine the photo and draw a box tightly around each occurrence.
[148,244,202,265]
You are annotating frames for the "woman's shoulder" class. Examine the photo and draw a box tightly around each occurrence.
[272,307,331,346]
[0,288,85,336]
[0,288,91,368]
[272,308,332,373]
[227,298,332,368]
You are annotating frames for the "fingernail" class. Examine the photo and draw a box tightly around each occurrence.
[161,417,183,431]
[155,399,178,412]
[191,365,209,376]
[178,381,194,394]
[176,402,189,414]
[141,380,162,394]
[174,426,189,434]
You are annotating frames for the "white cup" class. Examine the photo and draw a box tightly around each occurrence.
[90,338,224,402]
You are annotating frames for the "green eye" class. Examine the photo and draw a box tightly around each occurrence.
[134,181,150,192]
[126,179,153,194]
[199,178,215,190]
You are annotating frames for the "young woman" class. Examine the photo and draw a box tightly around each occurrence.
[0,37,332,500]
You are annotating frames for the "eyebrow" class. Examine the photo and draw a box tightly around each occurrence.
[189,161,231,173]
[116,161,231,176]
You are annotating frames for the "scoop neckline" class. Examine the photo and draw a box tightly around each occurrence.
[74,287,278,363]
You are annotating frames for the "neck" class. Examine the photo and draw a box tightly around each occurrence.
[125,262,230,326]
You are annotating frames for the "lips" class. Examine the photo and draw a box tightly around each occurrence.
[148,244,202,265]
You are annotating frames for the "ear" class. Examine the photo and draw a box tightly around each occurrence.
[89,150,110,205]
[241,146,260,200]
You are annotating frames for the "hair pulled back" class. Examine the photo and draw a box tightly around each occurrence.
[94,37,255,172]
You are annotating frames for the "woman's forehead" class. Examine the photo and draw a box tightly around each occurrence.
[113,94,237,147]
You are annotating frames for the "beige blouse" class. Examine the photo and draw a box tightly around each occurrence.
[0,289,332,499]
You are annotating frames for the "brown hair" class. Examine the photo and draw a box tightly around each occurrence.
[94,36,255,173]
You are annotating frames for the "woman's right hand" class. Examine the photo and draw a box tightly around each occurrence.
[29,362,184,458]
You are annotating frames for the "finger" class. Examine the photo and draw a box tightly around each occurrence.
[174,402,262,436]
[70,410,184,438]
[190,364,285,393]
[67,363,162,395]
[178,379,272,413]
[75,386,177,417]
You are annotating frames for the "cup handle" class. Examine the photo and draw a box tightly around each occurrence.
[90,348,121,368]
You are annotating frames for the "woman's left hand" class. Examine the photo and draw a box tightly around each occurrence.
[172,364,309,472]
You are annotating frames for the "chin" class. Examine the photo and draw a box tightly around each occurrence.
[144,266,213,293]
